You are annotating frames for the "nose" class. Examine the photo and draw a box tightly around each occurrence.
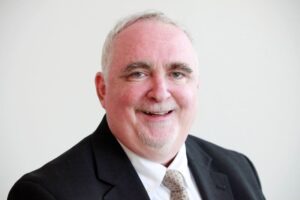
[147,75,171,102]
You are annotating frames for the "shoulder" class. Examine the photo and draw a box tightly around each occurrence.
[186,134,263,187]
[8,133,107,199]
[186,134,245,160]
[8,179,56,200]
[186,135,265,199]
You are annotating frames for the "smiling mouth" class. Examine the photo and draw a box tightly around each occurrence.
[142,110,173,116]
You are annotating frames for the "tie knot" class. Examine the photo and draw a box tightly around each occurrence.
[163,170,186,192]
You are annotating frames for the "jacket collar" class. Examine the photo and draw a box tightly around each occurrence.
[186,136,234,200]
[90,116,150,200]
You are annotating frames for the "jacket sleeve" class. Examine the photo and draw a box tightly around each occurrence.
[8,180,56,200]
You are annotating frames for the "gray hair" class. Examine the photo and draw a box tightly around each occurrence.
[101,11,193,78]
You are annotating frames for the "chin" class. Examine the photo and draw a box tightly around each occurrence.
[137,130,178,149]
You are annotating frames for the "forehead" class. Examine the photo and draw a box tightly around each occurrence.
[110,20,198,68]
[115,20,188,44]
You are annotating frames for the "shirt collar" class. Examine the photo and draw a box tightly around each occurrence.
[119,142,191,197]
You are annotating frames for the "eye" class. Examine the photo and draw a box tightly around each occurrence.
[170,71,185,80]
[130,71,145,78]
[126,71,148,81]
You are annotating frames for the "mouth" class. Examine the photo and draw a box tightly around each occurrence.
[142,110,174,116]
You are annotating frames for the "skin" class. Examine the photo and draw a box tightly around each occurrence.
[95,20,199,166]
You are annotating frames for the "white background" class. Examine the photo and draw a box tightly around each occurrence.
[1,0,299,199]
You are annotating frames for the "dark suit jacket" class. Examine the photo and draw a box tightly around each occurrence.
[8,116,265,200]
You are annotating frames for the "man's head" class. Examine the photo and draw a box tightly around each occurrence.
[95,11,199,165]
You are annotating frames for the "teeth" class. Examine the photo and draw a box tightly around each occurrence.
[145,111,170,115]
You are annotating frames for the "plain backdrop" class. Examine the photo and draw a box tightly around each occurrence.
[1,0,299,199]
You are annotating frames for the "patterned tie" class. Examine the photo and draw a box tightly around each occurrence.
[162,169,189,200]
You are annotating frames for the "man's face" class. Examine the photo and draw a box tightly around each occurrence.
[96,20,199,164]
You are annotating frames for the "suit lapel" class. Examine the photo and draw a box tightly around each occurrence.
[90,117,150,200]
[90,118,234,200]
[186,137,234,200]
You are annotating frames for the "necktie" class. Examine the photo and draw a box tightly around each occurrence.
[162,169,189,200]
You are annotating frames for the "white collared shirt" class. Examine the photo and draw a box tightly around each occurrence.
[119,142,202,200]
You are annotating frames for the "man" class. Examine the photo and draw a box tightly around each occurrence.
[8,11,265,200]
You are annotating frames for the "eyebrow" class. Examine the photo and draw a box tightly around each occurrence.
[122,61,152,74]
[168,62,193,74]
[121,61,193,74]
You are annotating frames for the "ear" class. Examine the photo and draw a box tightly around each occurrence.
[197,79,200,89]
[196,75,201,89]
[95,72,107,109]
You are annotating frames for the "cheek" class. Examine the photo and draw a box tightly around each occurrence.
[174,86,198,109]
[107,84,146,109]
